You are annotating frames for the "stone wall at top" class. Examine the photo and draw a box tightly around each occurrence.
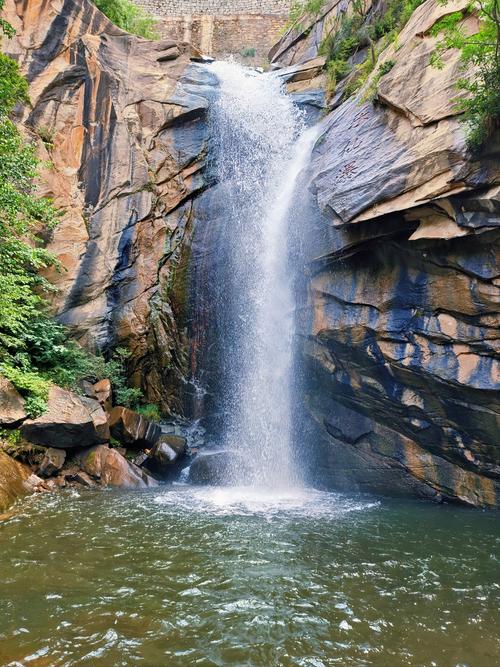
[136,0,292,15]
[135,1,293,64]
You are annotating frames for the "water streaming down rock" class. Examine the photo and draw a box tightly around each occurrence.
[194,61,316,488]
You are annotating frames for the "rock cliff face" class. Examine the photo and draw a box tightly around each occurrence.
[3,0,499,506]
[273,0,500,506]
[3,0,216,414]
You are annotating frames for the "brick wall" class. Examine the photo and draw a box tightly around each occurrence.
[136,0,292,16]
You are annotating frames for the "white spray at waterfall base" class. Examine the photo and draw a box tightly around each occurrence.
[207,60,318,490]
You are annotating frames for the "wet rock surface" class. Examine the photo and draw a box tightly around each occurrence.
[143,434,188,479]
[188,451,250,485]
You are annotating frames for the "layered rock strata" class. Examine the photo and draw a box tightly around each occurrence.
[273,0,500,506]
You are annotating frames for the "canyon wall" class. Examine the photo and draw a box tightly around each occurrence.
[275,0,500,506]
[3,0,499,506]
[3,0,216,415]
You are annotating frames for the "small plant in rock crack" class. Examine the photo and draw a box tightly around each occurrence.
[240,47,257,58]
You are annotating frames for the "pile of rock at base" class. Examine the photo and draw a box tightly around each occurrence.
[0,376,188,509]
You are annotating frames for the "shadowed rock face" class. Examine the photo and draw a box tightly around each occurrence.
[290,0,500,507]
[4,0,216,414]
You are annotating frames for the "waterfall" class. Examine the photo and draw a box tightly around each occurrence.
[200,60,315,488]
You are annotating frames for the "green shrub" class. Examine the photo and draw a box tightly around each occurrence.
[36,125,55,147]
[378,59,396,77]
[94,0,159,39]
[0,16,62,417]
[0,363,50,417]
[320,0,425,100]
[240,47,257,58]
[284,0,326,33]
[135,403,161,422]
[431,1,500,150]
[0,6,156,418]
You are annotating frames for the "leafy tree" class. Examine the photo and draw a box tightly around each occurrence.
[94,0,159,39]
[432,1,500,149]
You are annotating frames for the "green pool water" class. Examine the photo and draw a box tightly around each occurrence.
[0,486,498,666]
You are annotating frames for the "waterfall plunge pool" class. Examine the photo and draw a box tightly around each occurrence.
[1,486,498,666]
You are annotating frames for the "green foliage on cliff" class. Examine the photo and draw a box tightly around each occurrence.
[94,0,159,39]
[0,5,61,414]
[432,0,500,149]
[284,0,326,32]
[0,5,158,418]
[320,0,425,97]
[96,347,144,407]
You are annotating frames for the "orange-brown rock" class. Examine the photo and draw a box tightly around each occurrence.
[76,444,158,488]
[0,451,31,511]
[108,406,162,448]
[287,1,500,507]
[93,379,113,412]
[0,377,27,426]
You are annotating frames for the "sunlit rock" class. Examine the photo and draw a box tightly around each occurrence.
[0,451,31,511]
[93,379,113,412]
[75,445,158,488]
[0,377,27,426]
[21,387,109,449]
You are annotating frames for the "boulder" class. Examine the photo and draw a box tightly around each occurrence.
[188,451,250,486]
[145,434,187,478]
[73,470,96,488]
[79,380,97,399]
[0,451,31,511]
[24,473,49,493]
[93,379,112,412]
[0,377,27,426]
[21,386,109,449]
[108,407,162,449]
[153,434,186,463]
[38,448,66,478]
[76,445,158,488]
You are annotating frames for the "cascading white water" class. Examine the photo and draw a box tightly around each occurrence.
[208,61,317,488]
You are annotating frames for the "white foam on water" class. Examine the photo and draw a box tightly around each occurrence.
[154,485,379,519]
